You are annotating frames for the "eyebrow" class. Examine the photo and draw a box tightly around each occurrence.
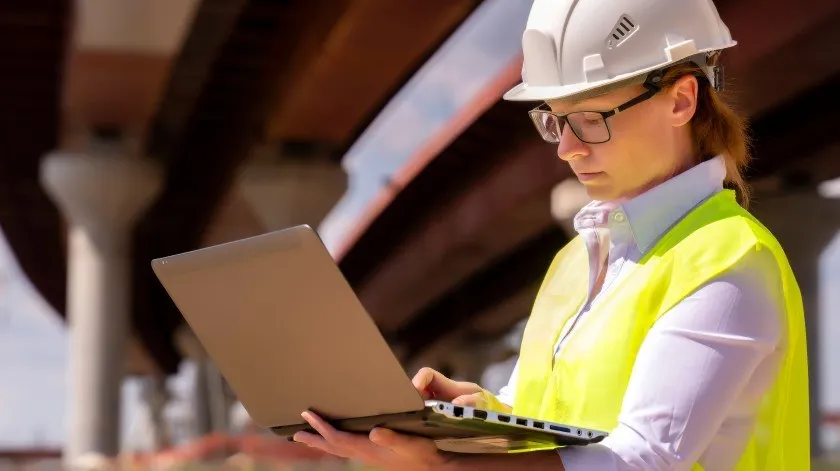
[547,98,584,107]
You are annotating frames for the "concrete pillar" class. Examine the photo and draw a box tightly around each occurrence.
[140,377,171,451]
[208,363,237,433]
[192,359,214,436]
[236,144,348,232]
[174,327,213,437]
[196,359,232,433]
[174,326,233,436]
[40,139,162,466]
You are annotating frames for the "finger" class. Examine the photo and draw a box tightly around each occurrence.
[412,367,477,401]
[293,431,345,457]
[370,428,441,461]
[451,392,485,408]
[411,367,440,399]
[301,412,381,458]
[301,411,345,444]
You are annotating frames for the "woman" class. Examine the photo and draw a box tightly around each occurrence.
[293,0,810,469]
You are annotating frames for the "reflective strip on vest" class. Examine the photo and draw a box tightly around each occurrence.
[512,190,810,469]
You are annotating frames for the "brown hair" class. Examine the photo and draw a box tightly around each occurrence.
[659,62,751,207]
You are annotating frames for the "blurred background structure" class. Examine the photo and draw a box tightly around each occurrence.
[0,0,839,469]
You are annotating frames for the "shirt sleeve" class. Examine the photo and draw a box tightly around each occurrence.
[558,247,785,471]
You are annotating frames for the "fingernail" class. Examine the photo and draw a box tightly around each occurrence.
[294,432,312,444]
[370,428,387,443]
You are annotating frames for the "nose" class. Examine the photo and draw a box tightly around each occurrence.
[555,122,589,162]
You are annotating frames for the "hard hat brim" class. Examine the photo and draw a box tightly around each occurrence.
[502,70,649,102]
[503,44,735,103]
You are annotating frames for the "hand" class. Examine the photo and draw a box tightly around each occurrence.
[412,367,511,412]
[294,411,451,471]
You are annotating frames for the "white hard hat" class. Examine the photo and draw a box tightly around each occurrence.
[504,0,737,102]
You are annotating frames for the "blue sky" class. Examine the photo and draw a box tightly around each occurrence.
[0,235,68,446]
[2,0,839,452]
[317,0,532,253]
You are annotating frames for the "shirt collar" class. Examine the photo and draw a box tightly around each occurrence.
[573,155,727,254]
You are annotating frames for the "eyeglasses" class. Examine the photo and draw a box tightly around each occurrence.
[528,84,660,145]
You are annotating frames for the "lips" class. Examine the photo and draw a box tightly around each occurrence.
[575,171,604,181]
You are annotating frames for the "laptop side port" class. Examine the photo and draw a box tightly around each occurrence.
[473,410,487,420]
[498,415,510,423]
[453,406,464,418]
[516,418,528,426]
[533,421,544,429]
[550,425,571,433]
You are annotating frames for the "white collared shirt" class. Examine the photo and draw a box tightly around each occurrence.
[496,156,785,470]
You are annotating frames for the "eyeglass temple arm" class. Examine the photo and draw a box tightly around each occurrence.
[611,88,658,115]
[610,71,664,115]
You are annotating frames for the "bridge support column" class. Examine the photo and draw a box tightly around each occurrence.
[237,144,348,232]
[192,358,215,436]
[40,138,162,467]
[140,377,171,451]
[175,326,233,437]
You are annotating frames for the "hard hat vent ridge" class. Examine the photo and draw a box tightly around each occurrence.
[606,15,639,49]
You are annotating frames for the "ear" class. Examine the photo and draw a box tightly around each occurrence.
[669,74,699,128]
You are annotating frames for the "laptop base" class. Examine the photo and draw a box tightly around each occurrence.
[271,402,605,453]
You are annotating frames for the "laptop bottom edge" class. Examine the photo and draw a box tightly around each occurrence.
[269,406,602,454]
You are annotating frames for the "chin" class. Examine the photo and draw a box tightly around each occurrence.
[582,184,620,202]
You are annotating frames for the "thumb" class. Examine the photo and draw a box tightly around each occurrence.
[411,367,477,401]
[455,390,512,414]
[451,392,486,409]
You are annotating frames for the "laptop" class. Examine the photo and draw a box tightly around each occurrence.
[150,224,608,453]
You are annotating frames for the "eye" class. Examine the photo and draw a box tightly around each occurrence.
[572,112,604,128]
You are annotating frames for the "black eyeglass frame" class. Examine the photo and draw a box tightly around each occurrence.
[528,70,666,145]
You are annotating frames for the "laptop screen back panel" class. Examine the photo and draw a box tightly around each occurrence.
[151,226,425,429]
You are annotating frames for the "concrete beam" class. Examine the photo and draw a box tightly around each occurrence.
[76,0,199,53]
[717,0,840,116]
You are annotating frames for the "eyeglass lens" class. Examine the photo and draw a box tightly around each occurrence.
[531,111,611,144]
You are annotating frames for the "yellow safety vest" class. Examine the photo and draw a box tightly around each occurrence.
[510,189,810,469]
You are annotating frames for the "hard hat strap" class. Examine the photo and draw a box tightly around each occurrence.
[649,51,726,93]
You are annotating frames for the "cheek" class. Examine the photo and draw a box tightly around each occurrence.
[589,137,638,177]
[610,113,658,147]
[604,116,665,171]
